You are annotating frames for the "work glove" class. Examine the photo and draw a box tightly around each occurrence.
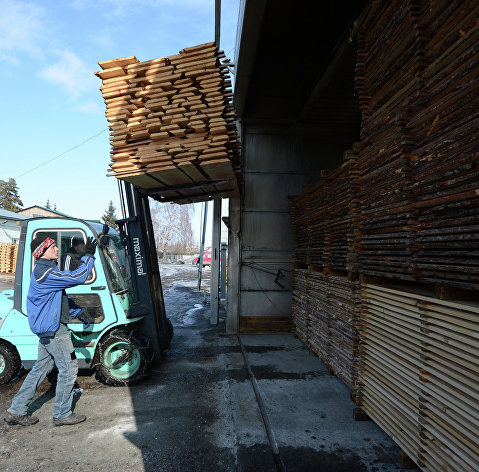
[84,236,97,256]
[76,310,95,329]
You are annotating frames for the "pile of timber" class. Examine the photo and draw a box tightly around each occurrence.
[360,283,479,472]
[289,194,310,267]
[291,269,361,391]
[407,2,479,290]
[355,0,479,291]
[323,153,359,274]
[355,125,415,281]
[355,0,424,133]
[353,3,479,471]
[291,268,308,344]
[355,0,421,281]
[306,271,330,364]
[305,181,328,270]
[326,275,360,389]
[0,243,17,273]
[289,154,358,273]
[95,42,240,204]
[289,3,479,471]
[289,154,360,389]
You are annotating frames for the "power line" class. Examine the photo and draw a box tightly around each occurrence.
[14,128,108,179]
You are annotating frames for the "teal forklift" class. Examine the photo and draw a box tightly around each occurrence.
[0,182,172,386]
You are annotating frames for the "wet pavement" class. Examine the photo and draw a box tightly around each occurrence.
[0,265,416,471]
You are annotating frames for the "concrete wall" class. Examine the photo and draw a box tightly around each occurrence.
[227,124,352,331]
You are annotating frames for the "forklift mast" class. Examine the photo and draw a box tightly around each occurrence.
[116,181,171,360]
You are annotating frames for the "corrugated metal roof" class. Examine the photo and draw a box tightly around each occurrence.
[0,208,28,220]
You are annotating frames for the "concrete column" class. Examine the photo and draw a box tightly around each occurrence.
[226,196,241,333]
[210,198,221,325]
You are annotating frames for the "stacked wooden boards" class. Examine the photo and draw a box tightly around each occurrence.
[291,269,361,390]
[355,0,479,290]
[407,2,479,290]
[360,283,479,472]
[289,2,479,470]
[289,153,358,273]
[289,153,361,389]
[289,196,310,267]
[291,268,308,343]
[95,42,240,203]
[0,243,18,273]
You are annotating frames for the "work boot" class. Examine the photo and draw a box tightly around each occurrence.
[4,410,39,426]
[52,413,86,426]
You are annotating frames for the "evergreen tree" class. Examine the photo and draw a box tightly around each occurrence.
[102,201,118,230]
[45,198,51,209]
[0,178,23,212]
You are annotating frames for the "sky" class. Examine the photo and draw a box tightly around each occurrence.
[1,0,240,243]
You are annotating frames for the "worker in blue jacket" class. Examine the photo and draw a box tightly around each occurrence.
[4,235,97,427]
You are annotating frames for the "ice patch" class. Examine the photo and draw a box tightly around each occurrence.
[182,304,205,325]
[159,264,196,277]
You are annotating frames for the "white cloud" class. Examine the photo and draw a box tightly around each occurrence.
[75,101,103,115]
[40,50,97,100]
[90,32,116,51]
[0,0,46,63]
[95,0,211,20]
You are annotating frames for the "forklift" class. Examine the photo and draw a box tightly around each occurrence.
[0,182,172,386]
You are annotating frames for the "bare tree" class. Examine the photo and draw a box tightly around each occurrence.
[150,201,194,260]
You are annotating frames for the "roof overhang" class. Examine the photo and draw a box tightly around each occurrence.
[234,0,368,129]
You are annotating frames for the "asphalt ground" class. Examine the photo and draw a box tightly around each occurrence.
[0,265,418,472]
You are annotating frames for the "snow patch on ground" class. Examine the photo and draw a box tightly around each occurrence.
[182,304,205,325]
[159,264,196,277]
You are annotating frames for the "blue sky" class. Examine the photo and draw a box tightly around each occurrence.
[1,0,239,238]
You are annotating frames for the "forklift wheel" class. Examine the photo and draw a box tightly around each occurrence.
[95,331,152,387]
[0,341,21,384]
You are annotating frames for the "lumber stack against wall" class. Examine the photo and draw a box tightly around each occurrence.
[355,2,479,471]
[289,194,310,267]
[305,181,328,270]
[289,157,360,389]
[361,283,479,472]
[407,2,479,290]
[0,243,18,273]
[289,155,358,272]
[355,0,423,282]
[95,42,240,203]
[291,268,308,344]
[355,0,479,291]
[324,152,359,273]
[306,271,330,364]
[291,269,360,390]
[289,2,479,470]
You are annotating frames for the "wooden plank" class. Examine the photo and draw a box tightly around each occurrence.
[146,165,193,186]
[98,56,138,70]
[176,162,206,181]
[199,159,235,180]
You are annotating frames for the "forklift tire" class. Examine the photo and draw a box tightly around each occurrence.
[95,330,152,387]
[0,341,21,384]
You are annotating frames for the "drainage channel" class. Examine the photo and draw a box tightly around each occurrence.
[237,334,287,472]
